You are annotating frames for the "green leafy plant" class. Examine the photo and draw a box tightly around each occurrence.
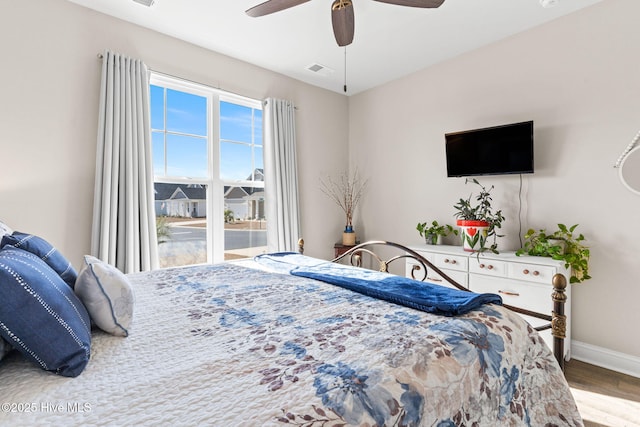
[224,209,235,223]
[416,220,457,244]
[156,216,172,244]
[515,223,591,284]
[453,178,505,253]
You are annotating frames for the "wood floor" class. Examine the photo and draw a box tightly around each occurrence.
[565,359,640,427]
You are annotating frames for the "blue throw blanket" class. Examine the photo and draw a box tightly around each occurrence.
[254,253,502,316]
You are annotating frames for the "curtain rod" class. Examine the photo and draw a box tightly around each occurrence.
[97,53,298,110]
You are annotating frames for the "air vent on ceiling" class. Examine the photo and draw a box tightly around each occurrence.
[305,63,335,77]
[133,0,155,6]
[539,0,558,7]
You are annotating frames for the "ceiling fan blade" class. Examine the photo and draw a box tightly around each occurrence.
[331,0,355,47]
[246,0,311,17]
[372,0,445,8]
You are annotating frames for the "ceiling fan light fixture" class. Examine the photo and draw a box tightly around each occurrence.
[331,0,355,47]
[331,0,353,11]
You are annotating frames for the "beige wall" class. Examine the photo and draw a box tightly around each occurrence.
[0,0,349,264]
[349,0,640,360]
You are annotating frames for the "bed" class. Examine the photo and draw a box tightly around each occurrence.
[0,234,582,426]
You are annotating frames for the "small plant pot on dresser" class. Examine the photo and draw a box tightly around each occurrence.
[457,219,489,252]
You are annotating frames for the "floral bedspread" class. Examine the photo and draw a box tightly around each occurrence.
[0,261,582,426]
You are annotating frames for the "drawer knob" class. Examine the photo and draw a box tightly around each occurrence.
[487,264,494,270]
[532,270,540,276]
[523,269,529,275]
[479,263,485,268]
[444,258,456,264]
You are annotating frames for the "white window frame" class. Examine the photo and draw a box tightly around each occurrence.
[150,72,263,264]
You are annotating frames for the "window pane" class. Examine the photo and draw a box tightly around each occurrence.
[166,134,208,178]
[166,89,207,136]
[253,109,263,145]
[254,146,264,174]
[224,189,266,260]
[220,141,252,181]
[152,131,165,176]
[155,182,208,268]
[220,101,252,141]
[150,85,165,130]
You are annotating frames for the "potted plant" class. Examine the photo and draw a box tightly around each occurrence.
[156,216,172,244]
[416,220,457,245]
[320,169,368,246]
[453,178,505,253]
[515,223,591,283]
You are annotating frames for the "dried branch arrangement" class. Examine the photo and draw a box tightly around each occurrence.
[320,169,368,230]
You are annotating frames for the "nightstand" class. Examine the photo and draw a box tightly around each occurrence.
[333,242,362,267]
[334,242,358,259]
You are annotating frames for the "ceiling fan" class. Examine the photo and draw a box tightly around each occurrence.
[246,0,446,47]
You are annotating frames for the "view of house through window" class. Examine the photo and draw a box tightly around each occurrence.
[150,74,265,267]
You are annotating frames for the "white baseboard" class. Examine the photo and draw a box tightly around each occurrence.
[571,340,640,379]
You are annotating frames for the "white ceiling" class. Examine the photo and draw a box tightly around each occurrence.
[66,0,603,95]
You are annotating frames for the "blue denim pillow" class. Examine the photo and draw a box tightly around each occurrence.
[0,246,91,377]
[1,231,77,288]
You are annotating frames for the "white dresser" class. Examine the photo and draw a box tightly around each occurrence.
[405,244,571,360]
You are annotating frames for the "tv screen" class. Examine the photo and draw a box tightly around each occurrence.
[445,121,534,177]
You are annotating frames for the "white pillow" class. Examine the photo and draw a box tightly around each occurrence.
[75,255,134,337]
[0,220,12,238]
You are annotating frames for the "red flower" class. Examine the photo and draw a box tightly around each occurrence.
[467,227,477,237]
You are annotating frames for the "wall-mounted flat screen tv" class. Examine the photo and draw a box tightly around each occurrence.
[445,120,534,177]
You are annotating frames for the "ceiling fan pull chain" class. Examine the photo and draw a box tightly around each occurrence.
[344,46,348,93]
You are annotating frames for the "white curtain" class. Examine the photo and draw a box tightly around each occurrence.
[91,50,159,273]
[264,98,301,252]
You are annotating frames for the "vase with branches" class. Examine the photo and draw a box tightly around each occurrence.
[320,169,368,244]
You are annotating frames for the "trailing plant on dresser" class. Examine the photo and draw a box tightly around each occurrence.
[516,223,590,283]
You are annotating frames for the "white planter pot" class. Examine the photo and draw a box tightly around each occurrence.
[457,220,489,252]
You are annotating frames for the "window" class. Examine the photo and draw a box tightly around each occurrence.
[150,74,265,267]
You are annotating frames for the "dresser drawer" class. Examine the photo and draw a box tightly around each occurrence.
[433,253,467,272]
[507,262,558,285]
[469,257,507,278]
[406,259,468,289]
[469,275,552,314]
[424,268,468,289]
[405,251,435,280]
